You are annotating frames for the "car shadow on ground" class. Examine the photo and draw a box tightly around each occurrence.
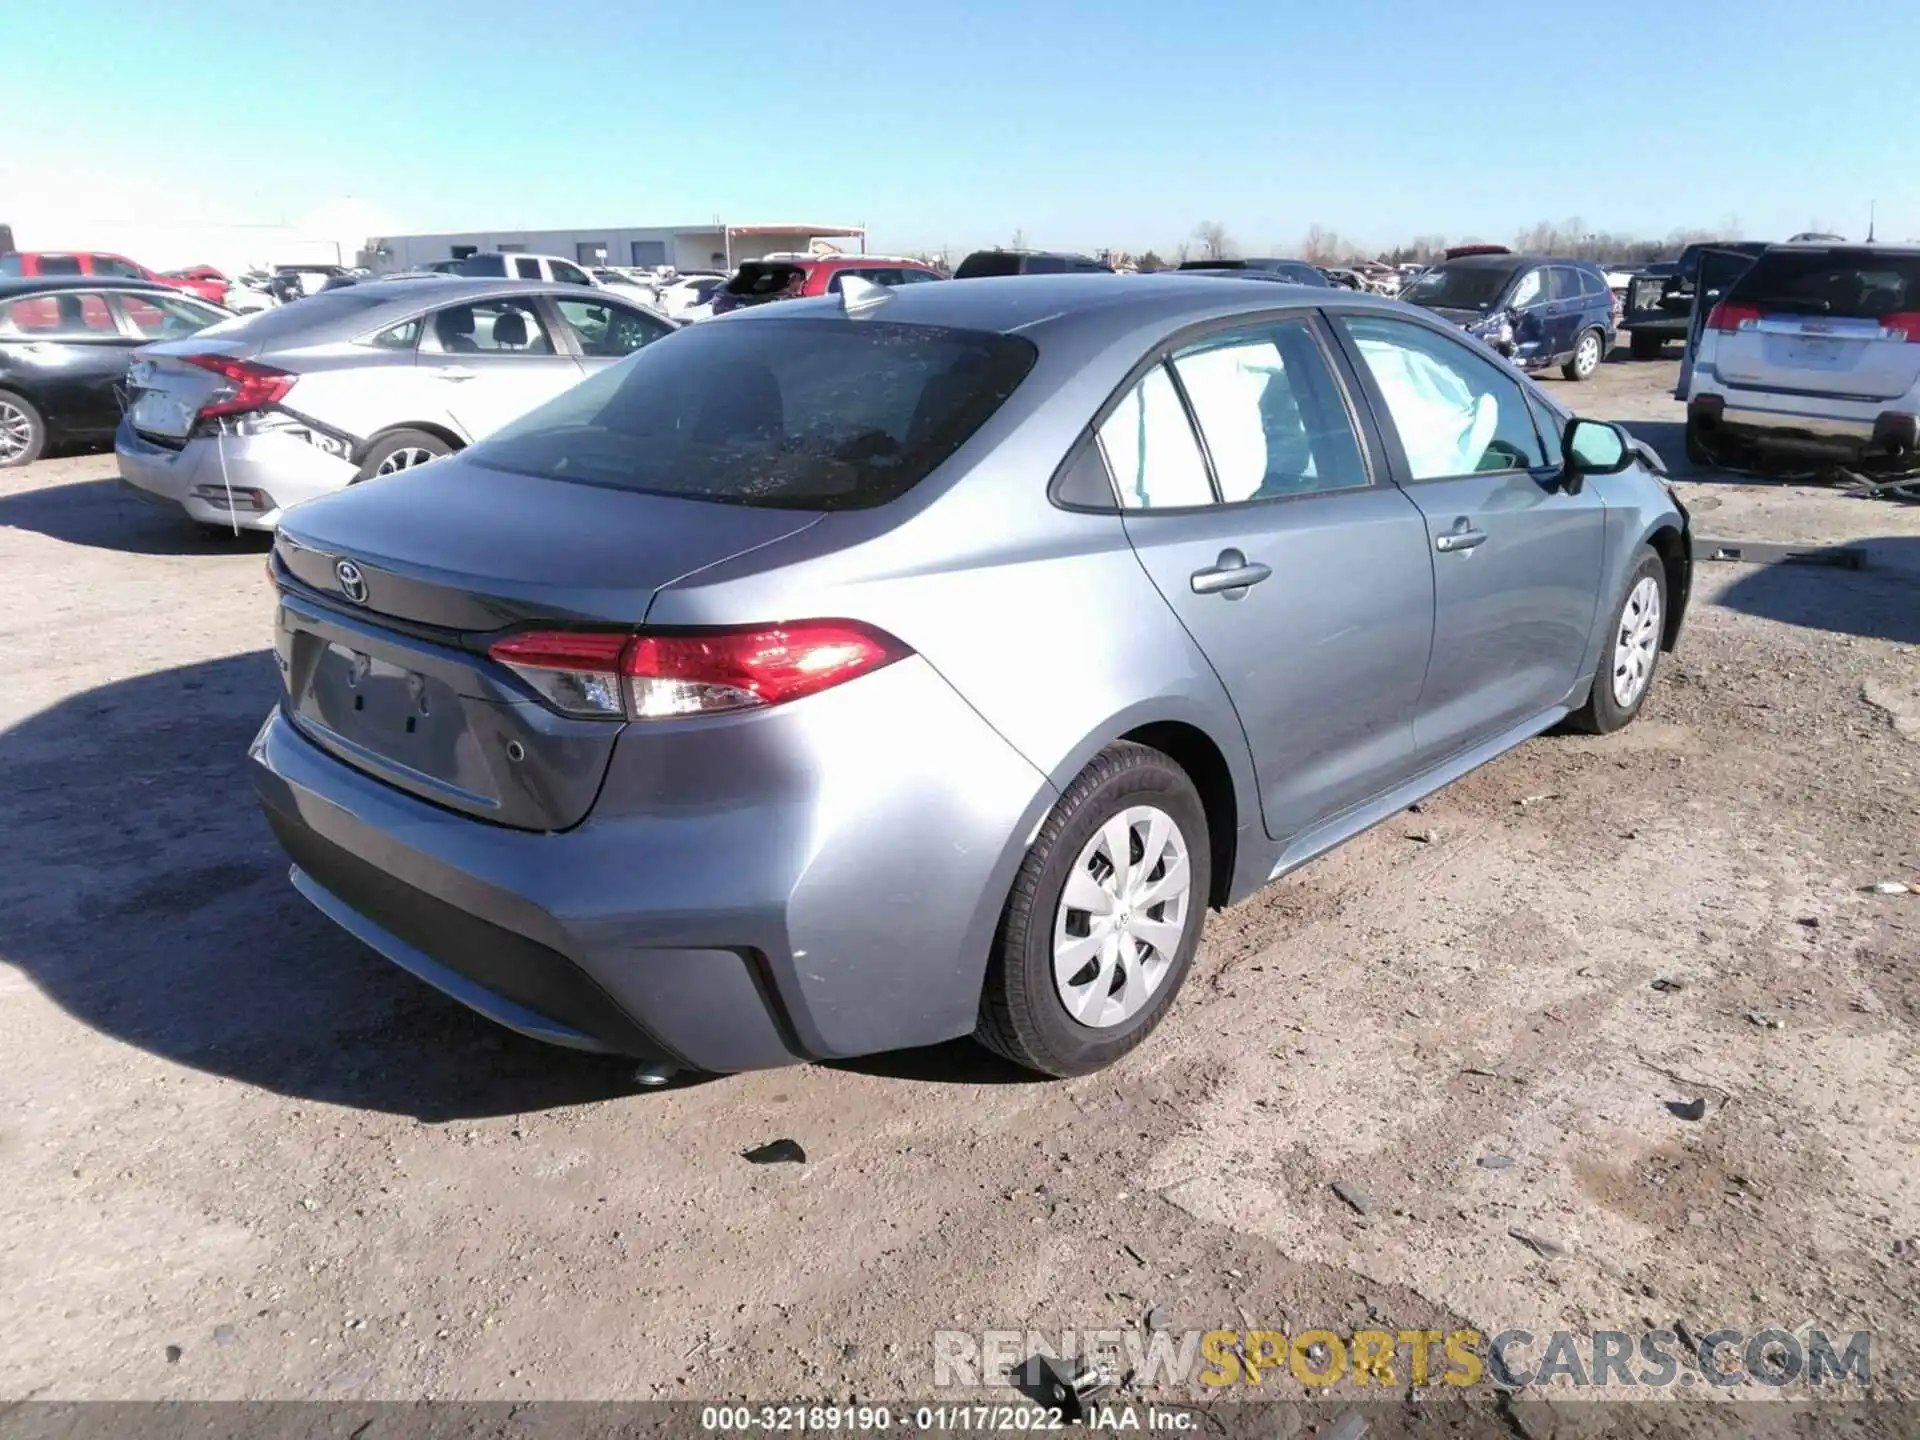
[0,651,646,1122]
[1711,537,1920,645]
[0,476,271,557]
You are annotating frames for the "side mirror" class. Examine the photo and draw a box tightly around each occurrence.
[1561,418,1633,493]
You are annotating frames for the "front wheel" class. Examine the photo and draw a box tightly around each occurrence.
[1562,328,1605,381]
[975,742,1212,1077]
[1567,546,1666,734]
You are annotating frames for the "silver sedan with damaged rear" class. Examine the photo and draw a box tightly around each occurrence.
[252,273,1693,1079]
[116,277,675,531]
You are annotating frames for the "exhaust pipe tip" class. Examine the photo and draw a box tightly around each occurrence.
[631,1062,679,1089]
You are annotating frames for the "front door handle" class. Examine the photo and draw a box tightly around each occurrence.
[1435,527,1487,553]
[434,365,477,382]
[1190,548,1272,596]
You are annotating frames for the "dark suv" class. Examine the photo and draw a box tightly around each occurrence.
[952,250,1112,278]
[1399,254,1617,380]
[1622,241,1769,359]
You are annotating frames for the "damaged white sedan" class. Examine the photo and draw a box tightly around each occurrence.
[116,278,674,531]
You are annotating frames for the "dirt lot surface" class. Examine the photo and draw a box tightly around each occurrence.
[2,352,1917,1427]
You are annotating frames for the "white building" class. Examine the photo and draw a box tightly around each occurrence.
[366,222,868,274]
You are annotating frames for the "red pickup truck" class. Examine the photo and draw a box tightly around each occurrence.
[0,251,230,306]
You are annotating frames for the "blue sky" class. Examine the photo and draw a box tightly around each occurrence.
[4,0,1913,256]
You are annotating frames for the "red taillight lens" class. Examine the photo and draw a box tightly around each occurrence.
[1706,302,1763,334]
[488,622,908,721]
[487,631,631,718]
[180,353,296,419]
[1880,312,1920,343]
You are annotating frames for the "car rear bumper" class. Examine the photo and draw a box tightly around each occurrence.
[1687,381,1918,465]
[116,418,356,531]
[248,656,1057,1071]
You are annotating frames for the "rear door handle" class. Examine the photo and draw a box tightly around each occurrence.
[1435,528,1488,553]
[1190,548,1272,596]
[434,365,476,382]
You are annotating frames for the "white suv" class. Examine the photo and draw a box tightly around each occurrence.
[1684,243,1920,476]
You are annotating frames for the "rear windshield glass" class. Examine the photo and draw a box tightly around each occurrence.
[192,287,399,340]
[1727,250,1920,320]
[465,318,1038,511]
[726,263,804,297]
[954,252,1023,279]
[1399,264,1516,312]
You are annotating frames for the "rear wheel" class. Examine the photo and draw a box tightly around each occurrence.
[1562,328,1605,381]
[354,428,452,481]
[976,742,1211,1077]
[0,389,46,468]
[1567,546,1666,734]
[1629,330,1666,361]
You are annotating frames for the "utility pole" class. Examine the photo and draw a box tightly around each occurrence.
[1867,200,1876,243]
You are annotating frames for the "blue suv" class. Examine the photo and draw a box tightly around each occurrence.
[1399,252,1616,380]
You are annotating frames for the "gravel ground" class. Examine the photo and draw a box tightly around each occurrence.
[1,352,1916,1424]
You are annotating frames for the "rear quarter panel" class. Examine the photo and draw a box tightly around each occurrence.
[269,340,454,449]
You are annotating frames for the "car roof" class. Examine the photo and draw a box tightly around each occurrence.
[0,276,176,298]
[1765,240,1920,255]
[208,277,652,350]
[723,271,1404,346]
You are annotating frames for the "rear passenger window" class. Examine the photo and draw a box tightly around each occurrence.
[1168,322,1369,501]
[368,317,423,350]
[1097,365,1212,510]
[514,257,542,280]
[1342,315,1550,479]
[1577,268,1606,297]
[1547,267,1580,301]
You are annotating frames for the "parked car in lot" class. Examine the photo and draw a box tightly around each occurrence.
[117,278,675,529]
[1176,258,1329,287]
[0,278,228,467]
[952,249,1112,278]
[0,250,230,305]
[709,255,944,314]
[1400,253,1616,380]
[249,274,1692,1078]
[1684,242,1920,473]
[655,273,727,321]
[1622,242,1768,358]
[453,252,598,286]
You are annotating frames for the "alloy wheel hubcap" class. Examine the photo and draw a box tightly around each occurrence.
[1053,805,1192,1029]
[1578,335,1600,373]
[376,446,437,475]
[1612,575,1662,708]
[0,402,31,462]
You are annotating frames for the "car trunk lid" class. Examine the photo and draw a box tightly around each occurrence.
[271,456,821,829]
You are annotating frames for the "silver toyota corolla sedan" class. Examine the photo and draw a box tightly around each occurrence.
[116,278,675,531]
[251,274,1692,1078]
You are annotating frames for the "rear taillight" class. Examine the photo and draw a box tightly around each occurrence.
[487,621,908,721]
[180,353,296,419]
[1880,312,1920,343]
[1707,301,1763,333]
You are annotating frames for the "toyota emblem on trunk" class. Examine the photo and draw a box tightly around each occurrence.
[335,560,369,604]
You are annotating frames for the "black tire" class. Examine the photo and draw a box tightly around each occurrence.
[0,388,47,468]
[1628,330,1666,361]
[1561,327,1606,381]
[354,428,453,482]
[1567,546,1667,735]
[976,742,1212,1077]
[1684,417,1717,470]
